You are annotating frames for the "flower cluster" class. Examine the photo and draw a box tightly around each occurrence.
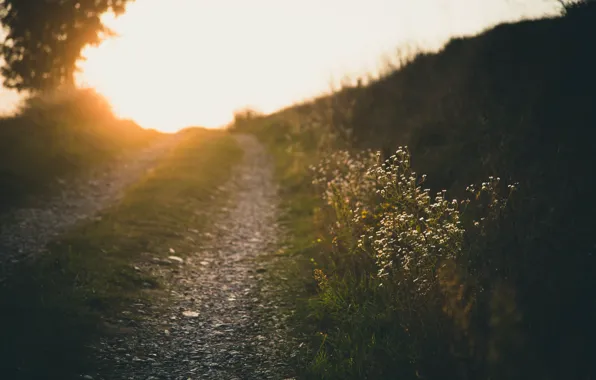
[311,150,380,241]
[312,146,511,293]
[357,147,465,292]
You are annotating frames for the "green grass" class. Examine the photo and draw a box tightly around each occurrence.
[0,128,242,379]
[0,88,163,213]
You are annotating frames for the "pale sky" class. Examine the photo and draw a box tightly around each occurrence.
[1,0,558,132]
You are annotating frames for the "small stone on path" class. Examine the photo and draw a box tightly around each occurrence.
[168,255,184,263]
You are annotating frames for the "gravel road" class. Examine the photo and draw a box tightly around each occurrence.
[0,134,184,279]
[89,134,295,380]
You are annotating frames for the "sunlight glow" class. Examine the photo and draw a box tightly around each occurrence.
[74,0,558,132]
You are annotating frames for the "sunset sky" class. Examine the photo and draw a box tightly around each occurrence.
[1,0,559,132]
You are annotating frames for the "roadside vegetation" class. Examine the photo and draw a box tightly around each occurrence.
[232,2,596,379]
[0,88,162,213]
[0,128,242,379]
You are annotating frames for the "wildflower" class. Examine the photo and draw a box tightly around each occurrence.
[312,145,510,293]
[361,209,369,219]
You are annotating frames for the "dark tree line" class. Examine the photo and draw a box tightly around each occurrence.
[0,0,133,92]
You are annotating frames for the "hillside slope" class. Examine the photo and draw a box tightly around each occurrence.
[233,5,596,380]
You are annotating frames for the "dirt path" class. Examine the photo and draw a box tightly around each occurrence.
[91,134,294,380]
[0,134,184,278]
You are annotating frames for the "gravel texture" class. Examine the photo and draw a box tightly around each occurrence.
[0,135,184,279]
[89,134,295,380]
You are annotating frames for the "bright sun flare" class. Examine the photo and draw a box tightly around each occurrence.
[75,0,557,133]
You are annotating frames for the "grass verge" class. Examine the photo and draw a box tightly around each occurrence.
[0,128,242,379]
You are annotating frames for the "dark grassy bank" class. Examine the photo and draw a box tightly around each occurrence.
[0,88,163,213]
[233,4,596,380]
[0,129,241,379]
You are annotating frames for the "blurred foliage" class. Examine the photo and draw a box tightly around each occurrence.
[0,88,161,213]
[0,0,134,91]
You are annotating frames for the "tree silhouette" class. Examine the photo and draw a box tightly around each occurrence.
[0,0,133,92]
